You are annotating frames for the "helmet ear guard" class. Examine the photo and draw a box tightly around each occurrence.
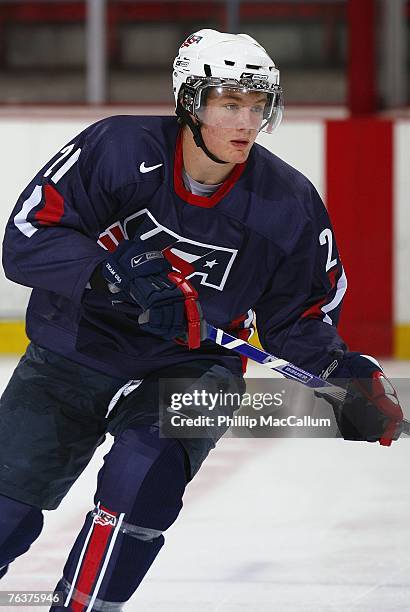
[179,82,196,116]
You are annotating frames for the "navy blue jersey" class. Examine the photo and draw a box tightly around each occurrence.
[2,115,347,379]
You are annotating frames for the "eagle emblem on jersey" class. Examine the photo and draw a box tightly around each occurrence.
[97,209,237,291]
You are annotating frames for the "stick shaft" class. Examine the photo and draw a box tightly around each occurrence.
[206,323,410,435]
[208,324,333,389]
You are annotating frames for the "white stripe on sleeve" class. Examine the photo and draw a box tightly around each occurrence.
[13,185,42,237]
[322,267,347,325]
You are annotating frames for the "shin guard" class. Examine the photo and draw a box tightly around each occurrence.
[53,425,188,611]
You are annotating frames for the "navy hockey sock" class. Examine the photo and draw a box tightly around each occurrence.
[51,425,189,611]
[0,494,44,579]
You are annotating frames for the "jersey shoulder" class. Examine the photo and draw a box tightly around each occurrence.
[78,115,179,192]
[83,114,177,144]
[251,142,318,207]
[239,143,326,246]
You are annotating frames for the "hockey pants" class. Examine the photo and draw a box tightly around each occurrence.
[0,424,189,611]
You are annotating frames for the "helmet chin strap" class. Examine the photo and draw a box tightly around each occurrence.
[176,103,228,165]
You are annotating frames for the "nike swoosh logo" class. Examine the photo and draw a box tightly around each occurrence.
[139,162,163,174]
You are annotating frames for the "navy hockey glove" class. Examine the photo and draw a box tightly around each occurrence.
[319,352,403,446]
[102,240,204,349]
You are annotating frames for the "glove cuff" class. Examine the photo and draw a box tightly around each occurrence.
[321,351,383,381]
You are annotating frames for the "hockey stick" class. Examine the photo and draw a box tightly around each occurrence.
[206,323,410,436]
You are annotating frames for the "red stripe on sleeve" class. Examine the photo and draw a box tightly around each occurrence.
[34,183,65,226]
[301,268,338,320]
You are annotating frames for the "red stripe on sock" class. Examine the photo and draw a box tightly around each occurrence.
[71,506,117,612]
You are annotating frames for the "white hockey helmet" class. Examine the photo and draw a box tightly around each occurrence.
[173,29,283,135]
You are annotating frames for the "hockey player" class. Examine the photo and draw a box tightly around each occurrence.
[0,29,403,610]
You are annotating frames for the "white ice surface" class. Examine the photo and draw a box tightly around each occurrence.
[0,358,409,611]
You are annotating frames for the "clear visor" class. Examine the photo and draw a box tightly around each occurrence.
[194,84,283,133]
